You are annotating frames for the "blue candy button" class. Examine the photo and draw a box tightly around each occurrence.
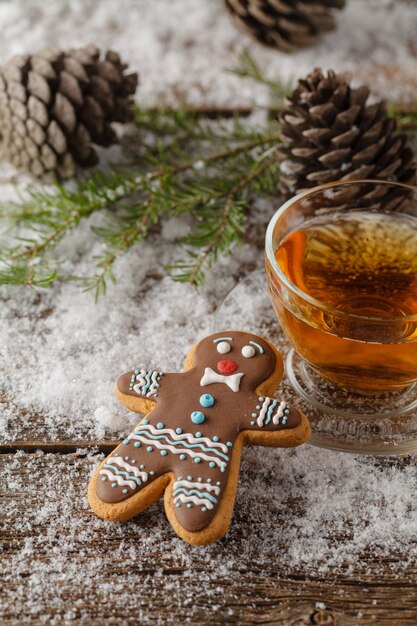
[199,394,215,408]
[191,411,205,424]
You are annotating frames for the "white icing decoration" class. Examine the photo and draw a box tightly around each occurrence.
[257,397,271,427]
[273,401,287,425]
[135,369,146,388]
[132,369,161,398]
[130,422,229,454]
[200,367,244,392]
[148,370,160,396]
[216,341,231,354]
[242,345,255,358]
[106,456,148,481]
[128,434,227,470]
[99,469,137,490]
[256,398,288,427]
[174,493,215,509]
[173,479,221,495]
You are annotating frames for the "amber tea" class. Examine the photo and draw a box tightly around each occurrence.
[271,210,417,392]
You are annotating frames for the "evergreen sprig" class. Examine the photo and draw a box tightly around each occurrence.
[227,48,293,106]
[0,106,282,297]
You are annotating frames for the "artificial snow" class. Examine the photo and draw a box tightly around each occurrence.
[2,447,417,622]
[1,0,417,615]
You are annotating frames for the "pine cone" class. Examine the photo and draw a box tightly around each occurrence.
[278,68,416,203]
[0,45,138,182]
[224,0,345,52]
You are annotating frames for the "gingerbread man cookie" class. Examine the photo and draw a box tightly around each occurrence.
[88,331,310,545]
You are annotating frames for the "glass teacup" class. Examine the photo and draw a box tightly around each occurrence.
[265,180,417,453]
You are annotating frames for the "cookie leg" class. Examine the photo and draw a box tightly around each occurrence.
[88,436,171,522]
[164,436,245,546]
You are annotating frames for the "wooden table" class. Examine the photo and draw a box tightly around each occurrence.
[2,403,417,625]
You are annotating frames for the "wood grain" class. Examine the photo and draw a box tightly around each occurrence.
[1,452,417,625]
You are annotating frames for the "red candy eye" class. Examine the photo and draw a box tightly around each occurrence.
[217,360,238,375]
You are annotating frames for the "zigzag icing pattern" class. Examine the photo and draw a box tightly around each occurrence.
[173,479,221,496]
[132,369,161,398]
[148,371,160,396]
[257,397,271,427]
[173,487,217,509]
[273,400,287,424]
[131,423,229,454]
[173,488,217,504]
[99,469,138,490]
[99,456,150,491]
[131,432,229,461]
[173,491,217,510]
[128,432,228,470]
[172,478,219,510]
[257,398,287,427]
[106,456,148,481]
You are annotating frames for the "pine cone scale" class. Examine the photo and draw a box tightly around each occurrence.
[306,168,340,183]
[53,93,76,133]
[59,71,84,108]
[40,144,57,170]
[13,100,27,122]
[334,105,361,130]
[64,58,89,83]
[303,128,333,145]
[31,57,56,81]
[24,136,39,159]
[27,119,45,146]
[8,82,26,103]
[3,65,23,84]
[360,120,384,144]
[47,121,67,155]
[318,147,351,167]
[27,96,49,127]
[331,128,360,148]
[352,140,384,165]
[28,71,51,105]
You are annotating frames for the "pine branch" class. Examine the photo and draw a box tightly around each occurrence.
[387,102,417,132]
[227,48,293,107]
[77,125,281,297]
[168,146,280,286]
[0,259,58,287]
[0,172,140,286]
[80,197,160,299]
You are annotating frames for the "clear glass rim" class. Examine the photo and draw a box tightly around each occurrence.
[265,178,417,324]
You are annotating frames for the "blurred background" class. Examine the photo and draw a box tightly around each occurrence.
[0,0,415,108]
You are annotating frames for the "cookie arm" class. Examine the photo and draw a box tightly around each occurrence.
[243,394,310,440]
[115,368,166,414]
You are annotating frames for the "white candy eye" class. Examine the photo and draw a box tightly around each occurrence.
[217,341,231,354]
[242,345,255,358]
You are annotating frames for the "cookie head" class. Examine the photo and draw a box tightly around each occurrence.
[194,331,277,391]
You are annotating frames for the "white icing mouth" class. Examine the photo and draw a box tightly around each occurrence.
[200,367,244,392]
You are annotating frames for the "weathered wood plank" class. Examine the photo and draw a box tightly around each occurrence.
[0,440,117,454]
[1,452,417,625]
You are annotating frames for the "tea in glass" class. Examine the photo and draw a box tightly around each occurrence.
[272,210,417,392]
